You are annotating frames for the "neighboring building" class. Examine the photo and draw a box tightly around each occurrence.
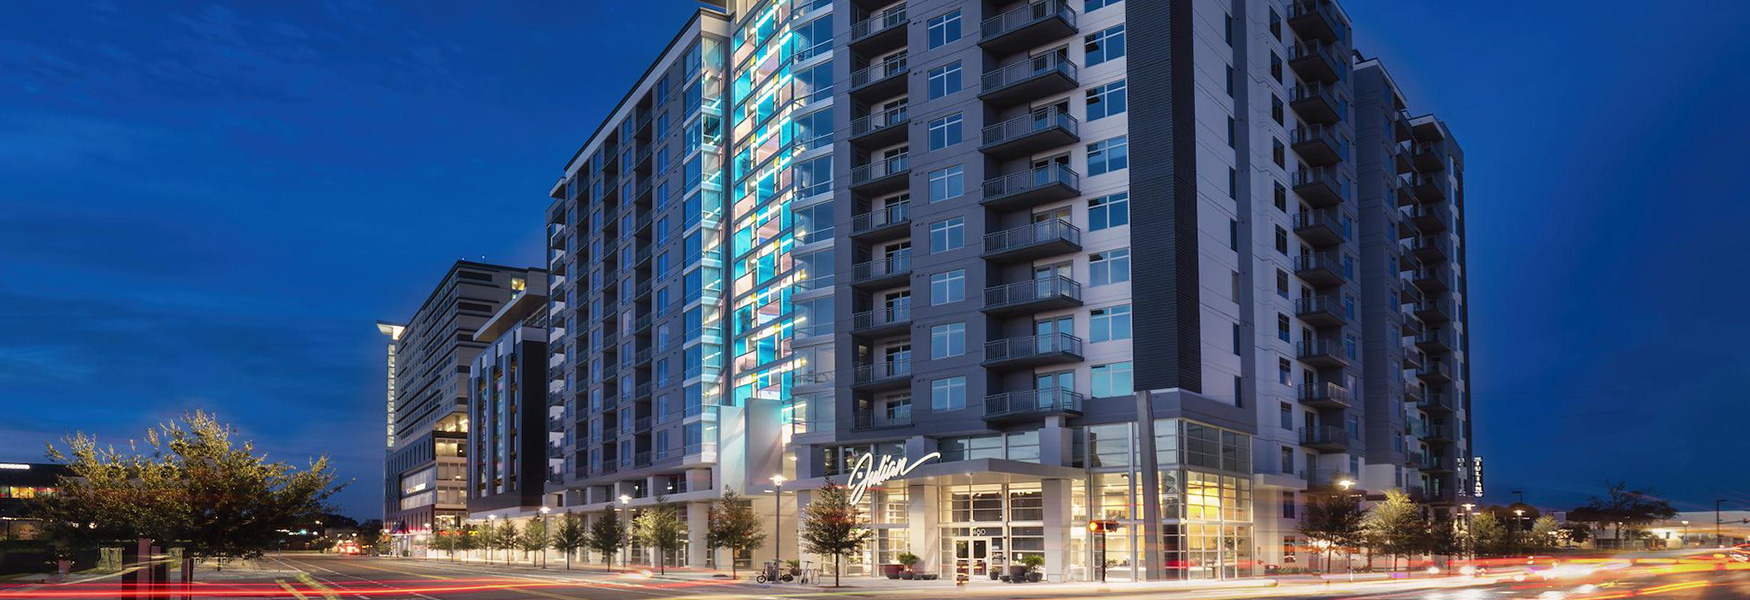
[0,462,70,540]
[530,0,1474,581]
[379,261,536,553]
[466,271,555,519]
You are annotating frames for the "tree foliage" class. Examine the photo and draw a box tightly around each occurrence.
[705,490,765,578]
[551,512,588,570]
[1470,512,1510,557]
[34,411,343,571]
[1568,481,1677,548]
[586,507,628,570]
[1298,492,1363,572]
[519,519,549,558]
[799,480,871,587]
[1528,515,1562,551]
[633,500,686,574]
[1362,489,1421,569]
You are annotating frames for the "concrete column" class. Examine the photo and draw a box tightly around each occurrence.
[1042,478,1073,582]
[1136,391,1163,581]
[686,500,710,568]
[1041,416,1069,467]
[909,482,937,575]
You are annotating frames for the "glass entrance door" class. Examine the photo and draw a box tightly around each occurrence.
[954,537,993,577]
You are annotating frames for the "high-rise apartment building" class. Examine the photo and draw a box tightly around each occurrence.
[379,261,536,549]
[467,270,554,519]
[532,0,1473,580]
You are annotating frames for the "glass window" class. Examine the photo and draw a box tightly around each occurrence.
[931,322,966,358]
[931,377,966,411]
[1085,0,1120,12]
[929,217,965,253]
[927,10,962,48]
[1085,25,1126,67]
[1088,424,1132,469]
[1092,362,1134,398]
[1085,79,1127,120]
[1007,431,1041,463]
[930,269,966,305]
[1089,248,1131,286]
[1089,305,1132,342]
[1087,136,1129,176]
[1088,192,1129,230]
[928,165,964,202]
[928,113,963,150]
[928,62,963,99]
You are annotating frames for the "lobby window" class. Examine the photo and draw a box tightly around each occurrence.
[1090,305,1132,342]
[928,62,963,99]
[1089,248,1130,286]
[931,322,966,358]
[1088,192,1129,230]
[1007,431,1041,463]
[1086,79,1127,120]
[931,376,966,411]
[1085,25,1126,66]
[927,10,961,48]
[928,165,964,201]
[1091,362,1134,398]
[928,113,963,150]
[929,217,965,253]
[1087,136,1129,175]
[930,269,966,304]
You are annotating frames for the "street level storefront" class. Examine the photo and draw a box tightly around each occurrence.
[790,418,1258,582]
[0,462,71,540]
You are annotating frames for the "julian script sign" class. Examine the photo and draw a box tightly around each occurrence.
[846,451,940,505]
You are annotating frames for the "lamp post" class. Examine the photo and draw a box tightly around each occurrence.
[1717,499,1727,548]
[770,475,787,567]
[539,507,552,569]
[1336,479,1356,580]
[1513,509,1526,556]
[620,495,632,570]
[1461,503,1476,563]
[487,515,499,566]
[1682,520,1690,549]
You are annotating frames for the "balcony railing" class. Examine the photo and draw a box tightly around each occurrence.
[851,153,910,190]
[852,407,913,431]
[850,56,909,91]
[1291,166,1344,207]
[980,107,1079,158]
[852,250,912,284]
[983,219,1081,260]
[1294,295,1345,327]
[1288,82,1341,124]
[850,6,907,44]
[981,0,1076,54]
[980,53,1078,106]
[851,304,912,333]
[984,332,1084,366]
[981,164,1081,209]
[1296,339,1348,367]
[984,388,1084,421]
[850,104,909,141]
[853,358,912,385]
[1300,425,1349,449]
[851,202,910,237]
[1299,381,1350,409]
[983,275,1082,313]
[1287,0,1342,43]
[1288,41,1345,83]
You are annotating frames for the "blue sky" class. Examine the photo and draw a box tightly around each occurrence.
[2,1,1746,520]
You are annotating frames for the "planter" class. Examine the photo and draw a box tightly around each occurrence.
[989,570,1001,580]
[1027,572,1043,583]
[901,572,915,580]
[920,573,939,580]
[1008,565,1029,581]
[882,563,904,578]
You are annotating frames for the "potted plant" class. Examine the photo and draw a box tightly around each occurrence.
[897,552,920,579]
[785,559,801,577]
[882,562,904,579]
[1021,555,1045,582]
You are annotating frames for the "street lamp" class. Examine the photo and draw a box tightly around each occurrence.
[539,507,552,569]
[487,515,499,566]
[1335,479,1357,580]
[1513,509,1526,556]
[620,495,632,570]
[1682,520,1690,549]
[1718,499,1727,548]
[1461,503,1477,563]
[771,475,787,567]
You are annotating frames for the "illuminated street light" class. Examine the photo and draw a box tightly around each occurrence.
[771,474,787,565]
[619,495,632,570]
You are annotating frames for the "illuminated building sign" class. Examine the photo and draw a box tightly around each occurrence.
[1471,455,1485,497]
[846,451,939,505]
[0,463,30,470]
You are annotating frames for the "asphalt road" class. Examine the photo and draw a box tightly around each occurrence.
[5,552,1749,600]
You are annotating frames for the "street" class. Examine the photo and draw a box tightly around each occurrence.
[6,551,1750,600]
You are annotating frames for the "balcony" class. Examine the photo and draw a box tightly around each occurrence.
[983,332,1084,370]
[1288,41,1344,83]
[849,104,910,148]
[983,219,1082,262]
[850,202,911,242]
[1411,142,1445,172]
[1404,202,1451,234]
[980,53,1079,108]
[1291,167,1343,208]
[1290,125,1344,167]
[982,275,1083,317]
[1293,253,1346,288]
[1287,0,1343,43]
[1300,425,1349,453]
[1412,173,1450,204]
[1417,361,1453,383]
[1411,263,1453,293]
[1299,381,1351,409]
[851,304,912,338]
[852,407,914,431]
[1420,455,1455,474]
[981,164,1081,210]
[849,56,909,101]
[1414,298,1455,325]
[852,359,912,391]
[984,388,1084,423]
[851,153,911,196]
[1294,295,1345,328]
[1421,422,1457,444]
[851,250,913,290]
[1391,174,1416,206]
[1394,110,1415,142]
[1297,339,1349,368]
[1419,393,1456,414]
[1402,384,1424,403]
[1293,208,1350,247]
[1392,142,1416,175]
[1402,347,1425,370]
[980,107,1080,159]
[1409,235,1449,263]
[1415,328,1453,355]
[980,0,1077,56]
[1288,83,1342,124]
[849,6,907,52]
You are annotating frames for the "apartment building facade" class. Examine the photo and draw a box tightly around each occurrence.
[466,271,554,519]
[534,0,1473,581]
[379,261,536,550]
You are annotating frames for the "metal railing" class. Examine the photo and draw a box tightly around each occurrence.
[851,6,907,41]
[985,332,1083,362]
[852,304,912,330]
[984,275,1082,309]
[852,250,912,281]
[984,388,1084,419]
[853,358,912,384]
[852,407,913,430]
[852,153,910,185]
[984,219,1081,254]
[982,107,1079,147]
[1300,425,1349,446]
[1296,339,1345,360]
[1299,381,1350,405]
[851,202,909,234]
[850,55,909,89]
[851,104,908,139]
[982,0,1076,41]
[983,164,1080,201]
[982,53,1077,94]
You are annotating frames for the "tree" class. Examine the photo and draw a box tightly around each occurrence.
[359,520,388,556]
[1470,512,1510,557]
[519,519,549,562]
[799,480,871,587]
[1363,489,1421,571]
[1528,516,1562,551]
[431,526,459,562]
[34,411,342,580]
[634,500,686,575]
[706,490,765,578]
[552,512,588,570]
[587,508,628,571]
[1568,481,1677,549]
[456,524,481,562]
[493,520,519,564]
[1298,492,1364,573]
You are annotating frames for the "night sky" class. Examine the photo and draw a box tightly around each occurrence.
[2,1,1746,520]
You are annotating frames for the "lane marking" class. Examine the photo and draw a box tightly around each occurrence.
[277,579,311,600]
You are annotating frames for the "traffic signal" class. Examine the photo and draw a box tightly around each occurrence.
[1087,520,1121,533]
